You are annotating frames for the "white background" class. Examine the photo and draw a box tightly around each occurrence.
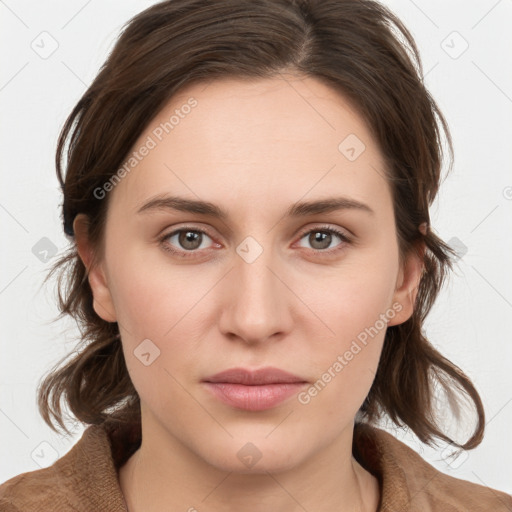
[0,0,511,495]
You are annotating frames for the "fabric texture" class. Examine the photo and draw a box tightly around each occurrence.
[0,420,510,511]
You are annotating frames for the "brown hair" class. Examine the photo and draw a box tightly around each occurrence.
[38,0,485,449]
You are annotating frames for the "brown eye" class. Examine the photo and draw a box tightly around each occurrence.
[308,231,333,250]
[297,227,350,252]
[177,230,203,250]
[161,228,215,255]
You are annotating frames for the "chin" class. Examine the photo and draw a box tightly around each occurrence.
[196,436,310,475]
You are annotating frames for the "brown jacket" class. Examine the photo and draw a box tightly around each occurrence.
[0,420,510,511]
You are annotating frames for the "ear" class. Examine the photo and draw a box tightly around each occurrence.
[73,214,117,323]
[387,241,425,327]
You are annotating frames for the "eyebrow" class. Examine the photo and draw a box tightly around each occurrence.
[136,194,375,219]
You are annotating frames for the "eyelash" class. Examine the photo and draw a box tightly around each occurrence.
[159,224,351,258]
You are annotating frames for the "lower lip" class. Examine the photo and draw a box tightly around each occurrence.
[203,382,307,411]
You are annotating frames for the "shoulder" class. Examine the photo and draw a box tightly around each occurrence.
[0,449,84,511]
[0,422,131,511]
[0,467,71,511]
[353,423,512,512]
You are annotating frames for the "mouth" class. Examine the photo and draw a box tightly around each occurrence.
[202,367,308,411]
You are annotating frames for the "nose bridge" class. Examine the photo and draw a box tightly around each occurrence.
[238,247,275,300]
[220,236,291,343]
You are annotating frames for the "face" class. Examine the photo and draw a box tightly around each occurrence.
[75,74,422,473]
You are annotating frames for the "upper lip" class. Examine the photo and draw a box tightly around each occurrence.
[203,367,307,385]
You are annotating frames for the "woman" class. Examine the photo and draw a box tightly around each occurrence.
[0,0,510,510]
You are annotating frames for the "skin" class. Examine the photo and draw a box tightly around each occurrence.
[74,74,424,512]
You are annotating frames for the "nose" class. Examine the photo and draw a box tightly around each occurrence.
[217,244,294,345]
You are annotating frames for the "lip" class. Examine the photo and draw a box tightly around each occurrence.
[204,367,306,385]
[202,367,308,411]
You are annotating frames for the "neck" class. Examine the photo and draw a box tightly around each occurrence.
[119,418,380,512]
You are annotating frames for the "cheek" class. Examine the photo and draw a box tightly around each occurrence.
[296,254,399,408]
[106,248,212,379]
[296,295,389,423]
[106,240,194,335]
[109,261,201,410]
[313,251,398,344]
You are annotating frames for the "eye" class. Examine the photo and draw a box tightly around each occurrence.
[159,224,351,259]
[159,227,217,257]
[296,225,351,253]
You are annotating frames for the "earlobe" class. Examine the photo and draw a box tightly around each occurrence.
[387,242,425,327]
[73,214,117,323]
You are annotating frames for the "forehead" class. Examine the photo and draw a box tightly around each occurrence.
[158,74,375,156]
[110,74,390,217]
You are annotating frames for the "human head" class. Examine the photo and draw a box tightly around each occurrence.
[39,0,484,454]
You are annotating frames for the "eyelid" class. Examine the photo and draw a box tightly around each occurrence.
[295,224,351,242]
